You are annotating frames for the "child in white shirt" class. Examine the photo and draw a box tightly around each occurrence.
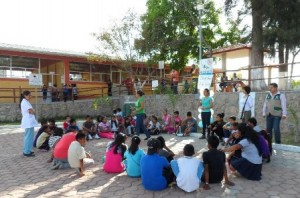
[171,144,204,192]
[68,132,93,177]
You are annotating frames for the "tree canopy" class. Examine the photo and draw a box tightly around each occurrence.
[136,0,243,71]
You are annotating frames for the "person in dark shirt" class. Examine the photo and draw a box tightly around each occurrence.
[202,136,234,190]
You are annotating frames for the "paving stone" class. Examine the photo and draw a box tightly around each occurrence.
[1,125,300,197]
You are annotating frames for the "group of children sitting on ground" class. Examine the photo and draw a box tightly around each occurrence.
[32,108,271,193]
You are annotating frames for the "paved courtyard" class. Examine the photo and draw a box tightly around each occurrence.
[1,124,300,198]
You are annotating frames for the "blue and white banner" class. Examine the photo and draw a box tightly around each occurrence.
[197,58,213,90]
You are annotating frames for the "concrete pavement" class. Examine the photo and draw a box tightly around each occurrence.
[0,125,300,198]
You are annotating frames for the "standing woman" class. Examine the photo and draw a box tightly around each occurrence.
[133,91,151,140]
[199,88,214,139]
[20,90,38,157]
[240,86,253,123]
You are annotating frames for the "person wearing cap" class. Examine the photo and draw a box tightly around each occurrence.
[170,144,204,193]
[140,138,170,191]
[262,83,287,144]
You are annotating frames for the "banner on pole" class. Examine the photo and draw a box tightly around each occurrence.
[199,58,213,75]
[198,58,213,90]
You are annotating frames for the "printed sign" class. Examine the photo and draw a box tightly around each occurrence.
[158,61,164,69]
[198,58,214,90]
[197,74,213,90]
[199,58,213,75]
[152,80,159,88]
[29,74,43,86]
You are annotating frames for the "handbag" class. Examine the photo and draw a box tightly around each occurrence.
[240,95,249,119]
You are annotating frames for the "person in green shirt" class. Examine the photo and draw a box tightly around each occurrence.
[132,91,151,140]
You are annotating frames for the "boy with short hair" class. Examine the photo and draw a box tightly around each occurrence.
[202,136,234,190]
[223,116,236,140]
[67,118,80,131]
[68,132,92,177]
[171,144,204,192]
[180,112,197,136]
[82,115,98,140]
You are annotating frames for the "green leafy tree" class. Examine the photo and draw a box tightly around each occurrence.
[136,0,242,71]
[263,0,300,65]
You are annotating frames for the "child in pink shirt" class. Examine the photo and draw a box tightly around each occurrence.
[103,133,127,173]
[173,111,182,133]
[98,117,114,139]
[162,109,174,134]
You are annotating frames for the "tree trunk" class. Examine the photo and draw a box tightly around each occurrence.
[290,48,300,79]
[250,0,266,90]
[278,42,284,63]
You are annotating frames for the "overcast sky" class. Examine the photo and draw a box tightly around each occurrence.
[0,0,147,53]
[0,0,250,54]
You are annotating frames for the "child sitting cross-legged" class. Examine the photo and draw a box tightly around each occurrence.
[171,144,204,193]
[68,132,93,177]
[82,115,98,140]
[141,138,171,191]
[180,112,197,136]
[33,119,48,148]
[202,135,234,190]
[98,117,114,139]
[147,115,161,136]
[156,136,175,162]
[123,135,145,177]
[36,125,52,151]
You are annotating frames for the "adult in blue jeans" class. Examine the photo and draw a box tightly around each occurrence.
[263,83,287,144]
[133,90,150,140]
[20,90,38,157]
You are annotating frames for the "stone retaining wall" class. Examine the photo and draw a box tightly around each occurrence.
[1,91,299,134]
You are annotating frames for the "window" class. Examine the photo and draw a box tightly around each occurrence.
[91,64,111,82]
[0,56,39,78]
[0,56,10,77]
[69,62,90,81]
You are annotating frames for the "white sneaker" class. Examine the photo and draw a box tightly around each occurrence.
[94,134,100,139]
[88,134,93,140]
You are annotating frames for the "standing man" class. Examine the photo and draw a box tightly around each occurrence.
[263,83,287,144]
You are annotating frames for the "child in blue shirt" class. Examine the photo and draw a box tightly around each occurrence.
[124,136,145,177]
[141,138,170,191]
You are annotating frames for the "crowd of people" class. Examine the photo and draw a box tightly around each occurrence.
[41,83,78,102]
[19,82,286,192]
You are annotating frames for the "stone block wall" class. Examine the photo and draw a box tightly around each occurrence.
[1,91,299,135]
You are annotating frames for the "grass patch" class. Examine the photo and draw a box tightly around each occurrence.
[281,128,300,146]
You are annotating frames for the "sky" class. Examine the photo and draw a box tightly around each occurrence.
[0,0,245,53]
[0,0,147,53]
